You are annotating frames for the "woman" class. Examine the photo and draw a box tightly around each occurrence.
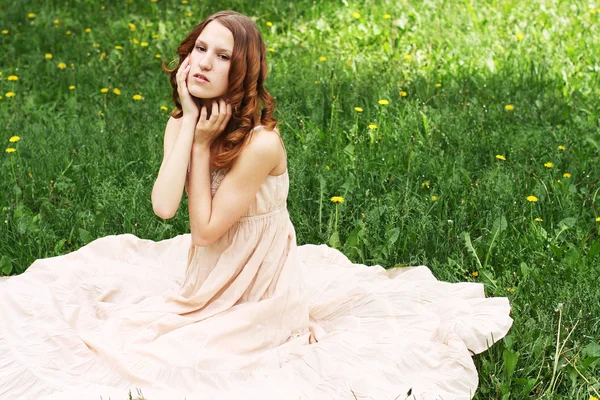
[0,11,512,400]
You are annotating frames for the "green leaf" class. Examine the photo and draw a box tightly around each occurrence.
[0,255,12,276]
[503,348,519,378]
[329,231,341,249]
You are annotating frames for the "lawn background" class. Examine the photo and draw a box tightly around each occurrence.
[1,0,600,398]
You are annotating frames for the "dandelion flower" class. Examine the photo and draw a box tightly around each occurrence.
[355,107,363,112]
[128,23,136,31]
[113,88,121,95]
[54,19,59,24]
[505,104,514,111]
[435,83,442,87]
[431,195,439,201]
[9,136,20,142]
[400,91,407,97]
[558,145,565,150]
[5,148,16,153]
[384,14,391,19]
[160,106,168,111]
[8,75,18,81]
[330,196,344,203]
[535,218,543,222]
[314,81,319,85]
[100,88,109,93]
[28,13,36,19]
[1,30,8,35]
[132,94,143,100]
[5,92,15,98]
[66,30,71,35]
[516,33,524,40]
[596,218,600,222]
[496,154,506,160]
[368,124,377,129]
[57,63,67,69]
[378,99,389,105]
[319,56,326,62]
[268,47,275,52]
[403,54,412,60]
[141,42,148,47]
[93,43,100,48]
[352,12,361,19]
[507,287,515,293]
[526,195,538,202]
[563,173,571,178]
[45,53,53,59]
[544,162,553,168]
[69,85,75,90]
[131,38,139,45]
[155,54,161,58]
[472,271,479,277]
[115,45,123,50]
[266,21,273,27]
[85,28,91,33]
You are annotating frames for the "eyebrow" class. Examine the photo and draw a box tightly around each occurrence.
[196,40,233,55]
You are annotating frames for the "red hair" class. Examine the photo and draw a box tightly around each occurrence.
[161,10,278,170]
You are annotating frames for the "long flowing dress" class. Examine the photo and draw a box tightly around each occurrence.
[0,127,512,400]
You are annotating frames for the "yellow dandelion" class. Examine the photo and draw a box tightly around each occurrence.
[266,21,273,27]
[152,34,159,39]
[182,0,188,3]
[472,271,479,277]
[155,54,161,58]
[54,19,59,24]
[69,85,75,90]
[8,136,20,142]
[596,218,600,222]
[431,195,439,201]
[330,196,344,203]
[6,148,16,153]
[268,47,275,52]
[85,28,91,33]
[544,162,553,168]
[8,75,18,81]
[1,30,8,35]
[66,30,71,35]
[535,218,543,222]
[141,42,148,47]
[45,53,53,59]
[132,38,139,45]
[507,287,515,293]
[160,105,168,111]
[185,12,192,17]
[496,154,506,160]
[27,13,36,19]
[435,83,442,87]
[403,54,412,60]
[527,195,538,202]
[591,9,597,14]
[400,91,407,97]
[368,124,377,129]
[354,107,363,112]
[151,0,157,3]
[132,94,143,100]
[100,88,109,93]
[563,173,571,178]
[505,104,514,111]
[113,88,121,95]
[319,56,327,62]
[57,62,67,69]
[347,60,352,66]
[128,23,136,31]
[325,165,330,170]
[314,81,319,85]
[558,145,565,150]
[352,12,361,19]
[384,14,391,19]
[101,5,105,9]
[100,52,106,60]
[115,45,123,50]
[421,181,430,188]
[93,43,100,48]
[516,33,524,40]
[5,92,15,98]
[378,99,389,105]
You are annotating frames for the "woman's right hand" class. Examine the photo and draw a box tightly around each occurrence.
[176,54,199,119]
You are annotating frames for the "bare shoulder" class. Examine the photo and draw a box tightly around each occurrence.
[231,128,283,175]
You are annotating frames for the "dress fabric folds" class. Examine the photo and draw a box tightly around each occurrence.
[0,127,512,400]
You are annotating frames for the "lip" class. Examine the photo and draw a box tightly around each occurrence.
[193,73,210,82]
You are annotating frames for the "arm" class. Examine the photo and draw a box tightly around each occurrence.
[151,115,197,219]
[188,129,282,247]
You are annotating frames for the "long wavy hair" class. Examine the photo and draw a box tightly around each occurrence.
[161,10,278,170]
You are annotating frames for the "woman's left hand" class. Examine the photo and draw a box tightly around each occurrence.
[194,99,232,147]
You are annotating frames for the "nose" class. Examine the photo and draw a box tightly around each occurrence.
[198,54,212,71]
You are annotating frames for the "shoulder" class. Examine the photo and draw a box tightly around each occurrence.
[233,127,282,171]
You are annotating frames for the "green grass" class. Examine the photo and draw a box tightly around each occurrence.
[1,0,600,398]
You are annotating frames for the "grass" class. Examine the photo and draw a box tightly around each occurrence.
[1,0,600,398]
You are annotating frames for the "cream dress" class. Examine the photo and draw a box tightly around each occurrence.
[0,126,512,400]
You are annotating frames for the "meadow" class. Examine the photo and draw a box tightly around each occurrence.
[1,0,600,398]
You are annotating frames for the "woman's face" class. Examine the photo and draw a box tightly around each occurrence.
[187,20,234,100]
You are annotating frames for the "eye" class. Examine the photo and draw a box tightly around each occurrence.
[218,54,230,60]
[196,45,206,52]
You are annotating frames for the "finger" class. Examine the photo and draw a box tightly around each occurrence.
[216,99,227,125]
[210,100,219,122]
[200,105,207,122]
[219,103,232,131]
